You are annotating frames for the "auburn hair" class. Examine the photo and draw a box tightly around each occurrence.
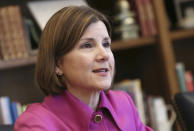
[35,6,112,95]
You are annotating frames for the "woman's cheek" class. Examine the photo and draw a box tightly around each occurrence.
[110,55,115,77]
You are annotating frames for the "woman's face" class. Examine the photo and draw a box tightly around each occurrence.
[57,21,115,92]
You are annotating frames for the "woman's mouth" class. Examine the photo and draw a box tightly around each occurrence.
[92,68,109,73]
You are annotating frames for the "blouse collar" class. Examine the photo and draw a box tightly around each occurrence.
[43,90,122,130]
[98,91,122,130]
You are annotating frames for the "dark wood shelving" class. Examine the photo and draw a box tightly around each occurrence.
[111,36,156,51]
[0,29,193,70]
[171,29,194,40]
[0,56,37,70]
[111,28,194,51]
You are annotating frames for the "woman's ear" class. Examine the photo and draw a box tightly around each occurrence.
[55,66,63,76]
[56,58,64,76]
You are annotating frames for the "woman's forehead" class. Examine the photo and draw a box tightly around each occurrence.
[80,21,110,39]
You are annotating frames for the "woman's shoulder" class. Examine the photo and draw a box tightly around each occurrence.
[23,103,49,115]
[17,103,49,117]
[14,103,60,130]
[14,103,45,130]
[16,103,48,119]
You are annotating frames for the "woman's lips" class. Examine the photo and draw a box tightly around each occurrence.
[92,68,108,73]
[92,68,109,76]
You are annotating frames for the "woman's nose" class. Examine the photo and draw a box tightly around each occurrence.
[96,46,109,62]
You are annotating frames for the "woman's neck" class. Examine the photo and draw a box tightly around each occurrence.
[67,87,101,111]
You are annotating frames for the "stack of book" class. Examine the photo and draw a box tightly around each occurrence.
[129,0,157,37]
[113,79,176,131]
[176,62,194,93]
[0,6,30,61]
[0,96,26,125]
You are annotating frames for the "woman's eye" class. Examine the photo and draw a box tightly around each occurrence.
[81,43,92,48]
[103,42,110,48]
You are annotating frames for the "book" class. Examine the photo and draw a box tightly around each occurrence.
[142,0,157,36]
[176,62,187,92]
[113,79,146,124]
[7,6,21,60]
[0,96,25,125]
[16,102,23,116]
[0,96,13,125]
[0,7,13,60]
[185,71,194,92]
[0,40,2,59]
[0,6,29,60]
[23,18,39,56]
[27,0,87,30]
[8,6,29,59]
[10,102,18,123]
[0,10,4,60]
[133,0,149,37]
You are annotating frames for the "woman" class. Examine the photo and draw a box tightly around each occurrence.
[14,6,153,131]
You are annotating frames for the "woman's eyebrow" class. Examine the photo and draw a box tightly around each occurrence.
[104,37,111,41]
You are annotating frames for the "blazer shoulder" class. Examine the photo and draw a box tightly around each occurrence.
[14,103,65,131]
[14,104,48,130]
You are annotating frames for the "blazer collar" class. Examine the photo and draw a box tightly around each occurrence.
[43,90,93,130]
[98,91,122,130]
[43,90,122,130]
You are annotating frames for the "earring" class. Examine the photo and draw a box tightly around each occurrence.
[56,71,63,79]
[57,73,63,79]
[55,67,63,79]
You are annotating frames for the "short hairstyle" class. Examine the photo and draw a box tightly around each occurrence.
[35,6,112,95]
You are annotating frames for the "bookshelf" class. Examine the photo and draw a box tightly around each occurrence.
[112,28,194,51]
[0,56,36,70]
[1,27,193,70]
[0,29,194,70]
[0,0,194,130]
[0,28,193,70]
[112,0,194,101]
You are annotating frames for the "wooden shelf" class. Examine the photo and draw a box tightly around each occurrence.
[111,29,194,51]
[0,29,193,70]
[111,36,156,51]
[0,56,37,70]
[171,29,194,40]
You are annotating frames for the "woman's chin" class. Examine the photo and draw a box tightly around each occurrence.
[94,83,111,91]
